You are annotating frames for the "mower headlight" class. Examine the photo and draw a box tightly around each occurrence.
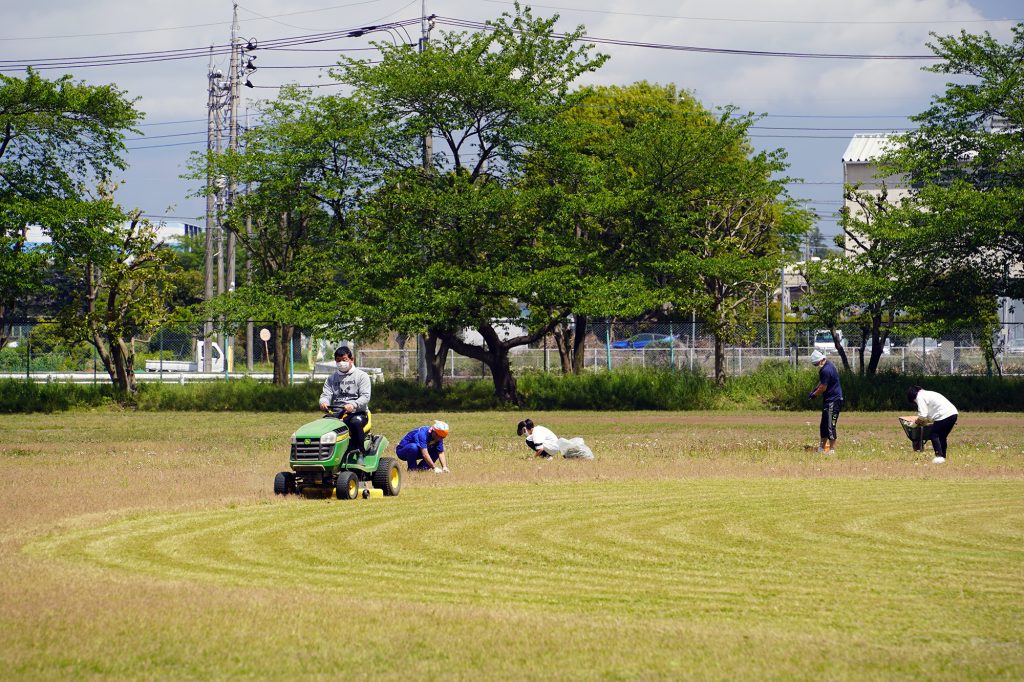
[320,431,338,445]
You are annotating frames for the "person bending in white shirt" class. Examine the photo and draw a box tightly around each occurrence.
[903,386,959,464]
[516,418,558,459]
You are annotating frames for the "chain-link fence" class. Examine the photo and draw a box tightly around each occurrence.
[3,319,1024,381]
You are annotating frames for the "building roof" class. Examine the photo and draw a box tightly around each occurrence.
[841,133,900,164]
[24,222,199,246]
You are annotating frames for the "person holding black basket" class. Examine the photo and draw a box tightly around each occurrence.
[903,386,958,464]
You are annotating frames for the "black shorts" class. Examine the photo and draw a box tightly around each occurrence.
[820,399,843,440]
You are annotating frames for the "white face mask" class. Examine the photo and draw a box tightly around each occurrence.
[337,360,352,372]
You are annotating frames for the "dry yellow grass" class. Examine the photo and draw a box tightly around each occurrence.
[1,410,1022,680]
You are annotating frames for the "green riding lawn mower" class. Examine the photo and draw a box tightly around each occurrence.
[274,410,401,500]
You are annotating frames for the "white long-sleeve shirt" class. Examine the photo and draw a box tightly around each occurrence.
[527,425,559,453]
[916,389,958,421]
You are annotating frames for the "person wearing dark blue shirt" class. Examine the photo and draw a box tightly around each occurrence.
[807,349,844,454]
[396,420,449,472]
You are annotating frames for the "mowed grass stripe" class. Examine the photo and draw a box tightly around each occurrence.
[28,479,1017,579]
[25,479,1023,640]
[29,479,1017,581]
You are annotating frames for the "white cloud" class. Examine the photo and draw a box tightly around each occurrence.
[0,0,1018,233]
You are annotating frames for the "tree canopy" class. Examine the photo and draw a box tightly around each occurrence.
[339,4,609,402]
[0,69,141,348]
[883,23,1024,306]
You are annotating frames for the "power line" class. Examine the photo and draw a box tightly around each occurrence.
[238,0,418,32]
[137,117,208,127]
[262,46,381,52]
[141,214,204,221]
[124,124,906,139]
[437,16,940,59]
[126,130,208,141]
[479,0,1020,26]
[750,134,863,139]
[0,0,400,41]
[762,114,913,119]
[752,126,911,132]
[126,140,208,150]
[130,112,916,129]
[0,19,421,72]
[1,13,943,73]
[247,81,350,88]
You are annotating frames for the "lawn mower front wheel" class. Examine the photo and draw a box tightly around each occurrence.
[336,471,359,500]
[273,471,296,495]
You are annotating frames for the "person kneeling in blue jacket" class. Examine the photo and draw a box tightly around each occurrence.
[396,420,450,473]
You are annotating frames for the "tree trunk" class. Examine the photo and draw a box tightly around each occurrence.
[554,324,572,374]
[855,324,869,376]
[865,316,884,376]
[439,326,521,405]
[109,335,137,393]
[272,322,293,386]
[0,304,12,351]
[492,354,518,403]
[424,330,449,390]
[553,315,588,374]
[830,325,850,371]
[571,315,588,373]
[90,330,136,393]
[438,318,559,404]
[713,334,726,385]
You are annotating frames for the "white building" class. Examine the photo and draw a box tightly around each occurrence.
[840,132,1024,336]
[840,133,909,256]
[25,222,201,248]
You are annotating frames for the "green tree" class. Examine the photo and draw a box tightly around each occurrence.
[589,96,806,383]
[883,23,1024,306]
[521,83,707,374]
[813,24,1024,377]
[342,3,607,402]
[0,69,141,347]
[515,81,806,384]
[194,86,390,385]
[49,199,181,393]
[802,187,914,375]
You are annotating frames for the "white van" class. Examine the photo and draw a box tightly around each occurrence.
[813,329,844,353]
[864,337,893,355]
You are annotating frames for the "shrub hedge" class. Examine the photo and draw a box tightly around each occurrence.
[1,367,1021,414]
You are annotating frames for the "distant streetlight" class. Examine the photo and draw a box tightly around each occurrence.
[780,250,786,357]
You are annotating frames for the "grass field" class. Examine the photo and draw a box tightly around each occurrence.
[1,410,1022,680]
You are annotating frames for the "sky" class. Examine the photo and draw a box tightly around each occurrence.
[2,0,1021,240]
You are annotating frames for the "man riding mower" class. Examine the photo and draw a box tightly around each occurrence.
[273,346,401,499]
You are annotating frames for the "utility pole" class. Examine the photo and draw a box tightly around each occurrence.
[245,100,254,372]
[780,250,787,357]
[415,0,433,384]
[215,77,225,360]
[419,1,433,171]
[225,1,241,374]
[203,5,254,374]
[203,48,220,372]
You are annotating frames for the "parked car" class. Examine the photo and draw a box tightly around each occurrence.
[905,337,939,355]
[145,341,224,372]
[862,337,892,355]
[813,329,844,353]
[1007,338,1024,354]
[610,333,679,349]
